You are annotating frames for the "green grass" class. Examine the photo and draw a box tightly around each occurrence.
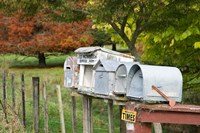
[0,54,121,133]
[0,53,73,68]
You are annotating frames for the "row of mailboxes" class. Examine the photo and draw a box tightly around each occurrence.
[64,47,183,102]
[94,60,139,95]
[94,60,128,95]
[74,47,134,93]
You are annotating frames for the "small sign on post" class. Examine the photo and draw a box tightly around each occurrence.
[121,109,137,123]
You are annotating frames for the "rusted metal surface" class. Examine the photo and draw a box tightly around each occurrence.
[137,111,200,125]
[125,103,200,125]
[136,104,200,113]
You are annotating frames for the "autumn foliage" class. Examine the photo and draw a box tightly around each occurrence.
[0,11,93,55]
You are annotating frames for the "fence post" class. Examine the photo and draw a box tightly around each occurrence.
[32,77,40,133]
[83,96,92,133]
[56,85,66,133]
[108,100,114,133]
[71,93,77,133]
[2,71,8,123]
[21,73,26,128]
[11,73,15,110]
[120,105,126,133]
[43,81,48,133]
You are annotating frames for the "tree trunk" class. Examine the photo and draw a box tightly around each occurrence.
[126,41,140,61]
[112,43,116,51]
[108,21,141,61]
[38,53,46,67]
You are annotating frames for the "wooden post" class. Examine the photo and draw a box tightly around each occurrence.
[32,77,40,133]
[82,96,92,133]
[2,71,8,123]
[2,72,6,103]
[153,123,162,133]
[71,94,77,133]
[21,73,26,128]
[43,82,48,133]
[120,105,126,133]
[108,100,114,133]
[56,85,66,133]
[11,73,15,110]
[126,122,152,133]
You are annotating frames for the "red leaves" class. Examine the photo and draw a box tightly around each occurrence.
[0,11,94,54]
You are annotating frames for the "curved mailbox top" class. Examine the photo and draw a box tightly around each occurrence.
[126,64,183,102]
[64,56,77,70]
[94,60,124,72]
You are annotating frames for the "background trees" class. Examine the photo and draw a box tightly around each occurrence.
[87,0,171,59]
[0,0,93,67]
[142,0,200,104]
[0,0,200,102]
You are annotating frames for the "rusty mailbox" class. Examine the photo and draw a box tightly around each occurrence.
[94,60,126,96]
[64,56,79,88]
[126,64,183,102]
[75,47,134,93]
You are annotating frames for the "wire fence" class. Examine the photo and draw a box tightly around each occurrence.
[0,71,121,133]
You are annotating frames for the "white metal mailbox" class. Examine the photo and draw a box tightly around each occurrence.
[114,62,139,95]
[94,60,126,96]
[126,64,183,102]
[64,56,79,88]
[75,47,134,93]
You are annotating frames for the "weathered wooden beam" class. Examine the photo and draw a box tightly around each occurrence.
[21,73,26,128]
[108,100,114,133]
[11,73,15,110]
[57,85,66,133]
[71,95,77,133]
[82,95,92,133]
[43,81,48,133]
[32,77,40,133]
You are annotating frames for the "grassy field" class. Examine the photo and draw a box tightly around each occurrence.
[0,54,120,133]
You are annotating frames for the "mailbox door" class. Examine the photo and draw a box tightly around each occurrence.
[83,65,94,88]
[127,69,143,99]
[64,67,73,87]
[95,71,109,95]
[115,66,127,94]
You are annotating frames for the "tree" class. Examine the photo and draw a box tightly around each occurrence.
[88,1,200,131]
[87,0,170,59]
[0,11,93,67]
[0,0,93,67]
[142,0,200,104]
